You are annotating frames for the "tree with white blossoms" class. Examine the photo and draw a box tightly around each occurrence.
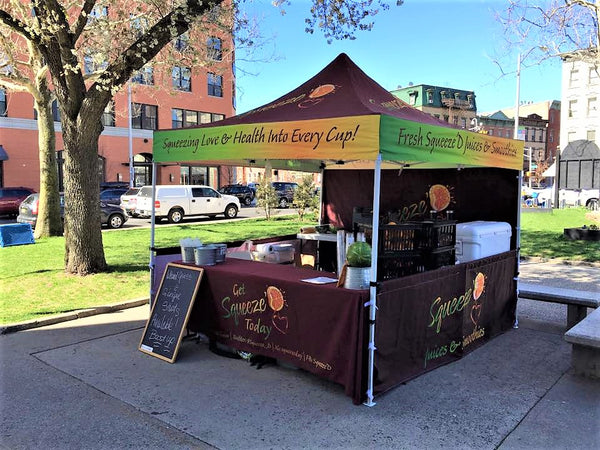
[0,3,62,238]
[0,0,400,275]
[497,0,599,69]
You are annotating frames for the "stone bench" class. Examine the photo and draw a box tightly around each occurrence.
[564,307,600,379]
[518,282,600,328]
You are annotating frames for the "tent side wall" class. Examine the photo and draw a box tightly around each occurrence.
[321,167,519,247]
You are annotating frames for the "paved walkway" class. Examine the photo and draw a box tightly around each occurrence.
[1,260,598,449]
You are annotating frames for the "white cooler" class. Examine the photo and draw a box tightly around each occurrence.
[455,221,512,263]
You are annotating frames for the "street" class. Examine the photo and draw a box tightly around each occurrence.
[0,204,297,230]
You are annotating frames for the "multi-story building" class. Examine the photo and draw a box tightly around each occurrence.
[477,110,549,175]
[390,84,476,129]
[499,100,561,162]
[560,51,599,150]
[0,35,236,191]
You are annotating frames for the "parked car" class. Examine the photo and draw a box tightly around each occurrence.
[16,193,128,229]
[100,187,129,206]
[272,182,298,208]
[0,187,36,217]
[219,184,255,205]
[120,187,141,217]
[135,185,240,223]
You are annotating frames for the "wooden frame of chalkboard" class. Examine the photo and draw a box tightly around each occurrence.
[139,263,204,363]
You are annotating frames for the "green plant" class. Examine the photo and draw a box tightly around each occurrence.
[293,175,319,220]
[346,241,372,267]
[255,178,278,220]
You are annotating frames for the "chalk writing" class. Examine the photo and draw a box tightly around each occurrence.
[139,264,203,362]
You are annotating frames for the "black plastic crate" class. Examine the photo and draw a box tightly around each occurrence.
[419,220,457,250]
[422,246,456,270]
[371,223,425,254]
[378,253,424,280]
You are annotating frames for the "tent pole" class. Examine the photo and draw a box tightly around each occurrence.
[149,162,157,308]
[364,153,382,407]
[513,52,522,329]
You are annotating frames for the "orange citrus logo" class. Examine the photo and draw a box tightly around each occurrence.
[428,184,451,211]
[473,272,485,300]
[266,286,285,311]
[309,84,336,98]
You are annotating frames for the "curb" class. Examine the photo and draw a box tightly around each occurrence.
[0,298,149,335]
[520,256,600,268]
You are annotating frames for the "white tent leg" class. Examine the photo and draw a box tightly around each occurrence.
[364,153,382,407]
[149,162,157,307]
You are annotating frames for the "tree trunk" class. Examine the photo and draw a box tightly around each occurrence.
[33,88,63,239]
[62,115,107,274]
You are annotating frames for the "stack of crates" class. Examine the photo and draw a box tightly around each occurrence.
[419,220,457,270]
[362,219,457,280]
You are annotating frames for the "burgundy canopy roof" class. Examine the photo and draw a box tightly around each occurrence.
[212,53,449,128]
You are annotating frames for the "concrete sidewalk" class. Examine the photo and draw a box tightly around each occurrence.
[1,261,598,449]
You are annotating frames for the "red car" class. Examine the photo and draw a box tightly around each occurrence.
[0,187,36,217]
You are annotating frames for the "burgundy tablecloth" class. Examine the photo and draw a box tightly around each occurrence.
[184,259,370,404]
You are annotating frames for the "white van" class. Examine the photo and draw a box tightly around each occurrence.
[135,185,240,223]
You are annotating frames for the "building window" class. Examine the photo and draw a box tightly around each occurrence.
[587,97,597,116]
[174,32,189,52]
[101,101,115,127]
[33,99,60,121]
[207,73,223,97]
[172,108,200,128]
[529,128,535,141]
[524,127,529,141]
[131,103,157,130]
[569,68,579,87]
[88,5,108,22]
[506,130,511,138]
[588,130,596,142]
[408,91,417,106]
[0,89,6,116]
[589,67,599,85]
[83,52,107,75]
[426,90,434,104]
[568,100,577,118]
[172,66,191,91]
[538,129,544,142]
[132,66,154,85]
[489,129,494,136]
[567,131,576,142]
[207,37,222,61]
[549,130,554,143]
[460,118,467,129]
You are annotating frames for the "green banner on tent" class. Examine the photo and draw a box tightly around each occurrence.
[152,116,380,163]
[380,116,524,170]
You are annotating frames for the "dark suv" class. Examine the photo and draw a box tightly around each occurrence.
[0,187,36,217]
[100,188,129,207]
[272,182,298,208]
[219,184,255,206]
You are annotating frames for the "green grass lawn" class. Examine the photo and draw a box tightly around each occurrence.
[520,208,600,262]
[0,216,310,325]
[1,209,598,325]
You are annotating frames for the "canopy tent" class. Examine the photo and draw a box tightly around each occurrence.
[151,53,524,406]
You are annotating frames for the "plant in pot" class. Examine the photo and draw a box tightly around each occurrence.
[342,241,372,289]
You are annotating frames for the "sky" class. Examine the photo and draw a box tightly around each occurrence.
[234,0,562,115]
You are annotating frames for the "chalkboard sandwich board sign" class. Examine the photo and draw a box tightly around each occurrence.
[139,263,204,363]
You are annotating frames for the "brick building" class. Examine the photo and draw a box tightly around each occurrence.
[0,33,236,191]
